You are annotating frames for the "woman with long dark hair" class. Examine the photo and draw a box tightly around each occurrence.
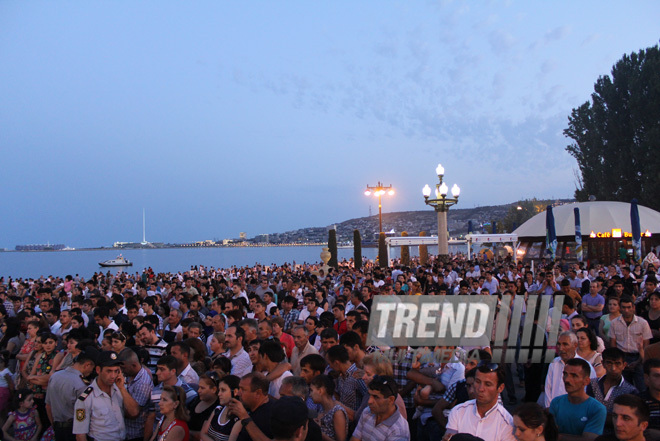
[643,291,660,344]
[310,374,348,441]
[600,296,620,344]
[513,402,558,441]
[576,328,605,377]
[19,335,42,389]
[16,319,40,371]
[186,375,219,441]
[0,317,24,373]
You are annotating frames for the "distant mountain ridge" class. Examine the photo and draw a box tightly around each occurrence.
[261,199,573,244]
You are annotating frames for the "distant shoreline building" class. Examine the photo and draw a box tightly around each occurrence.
[15,244,66,251]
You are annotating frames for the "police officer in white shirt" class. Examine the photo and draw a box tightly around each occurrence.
[444,361,516,441]
[73,351,140,441]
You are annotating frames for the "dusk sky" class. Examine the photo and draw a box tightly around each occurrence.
[1,1,658,248]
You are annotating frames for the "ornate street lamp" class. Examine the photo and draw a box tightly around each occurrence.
[365,182,394,234]
[422,164,460,259]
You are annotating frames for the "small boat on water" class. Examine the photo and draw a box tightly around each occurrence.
[99,255,133,267]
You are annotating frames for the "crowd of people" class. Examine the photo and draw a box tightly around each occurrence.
[0,252,658,441]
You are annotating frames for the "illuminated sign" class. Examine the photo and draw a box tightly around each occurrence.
[588,229,652,239]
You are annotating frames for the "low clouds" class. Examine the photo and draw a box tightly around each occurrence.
[489,29,516,54]
[544,25,571,44]
[222,13,574,170]
[527,25,571,52]
[581,33,600,47]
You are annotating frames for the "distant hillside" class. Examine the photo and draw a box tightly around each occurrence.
[262,199,574,244]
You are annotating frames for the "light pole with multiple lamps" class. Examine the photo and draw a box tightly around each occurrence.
[422,164,460,260]
[365,182,394,234]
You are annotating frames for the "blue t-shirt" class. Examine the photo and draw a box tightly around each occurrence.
[582,294,605,319]
[549,395,607,436]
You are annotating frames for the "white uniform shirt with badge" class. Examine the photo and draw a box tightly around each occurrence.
[73,378,126,441]
[446,399,516,441]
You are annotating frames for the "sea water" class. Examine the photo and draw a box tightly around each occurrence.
[0,244,466,279]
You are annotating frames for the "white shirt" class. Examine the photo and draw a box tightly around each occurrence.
[268,370,293,399]
[467,268,481,278]
[482,278,500,293]
[609,315,653,354]
[543,354,597,408]
[224,348,253,378]
[98,321,119,345]
[265,302,278,315]
[299,307,324,322]
[569,277,584,290]
[51,321,63,335]
[446,399,515,441]
[179,363,199,387]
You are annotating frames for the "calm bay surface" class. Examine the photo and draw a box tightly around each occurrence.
[0,244,466,279]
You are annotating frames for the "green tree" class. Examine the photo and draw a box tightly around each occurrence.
[419,231,428,265]
[378,232,388,268]
[353,229,362,270]
[328,229,338,269]
[565,44,660,209]
[400,231,410,266]
[500,200,538,232]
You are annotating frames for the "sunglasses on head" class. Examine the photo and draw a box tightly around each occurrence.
[206,371,221,387]
[477,361,499,372]
[372,375,397,397]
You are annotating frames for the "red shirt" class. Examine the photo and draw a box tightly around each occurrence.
[158,419,189,441]
[334,319,348,336]
[279,332,295,358]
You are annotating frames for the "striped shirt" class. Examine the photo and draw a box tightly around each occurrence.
[144,340,168,374]
[224,348,253,378]
[641,390,660,430]
[352,405,409,441]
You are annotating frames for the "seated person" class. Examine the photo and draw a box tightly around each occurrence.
[587,348,638,436]
[443,362,515,441]
[550,358,607,441]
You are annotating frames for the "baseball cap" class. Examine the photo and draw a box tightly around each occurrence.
[76,346,100,365]
[97,351,122,368]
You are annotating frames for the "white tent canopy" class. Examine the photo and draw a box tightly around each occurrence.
[465,233,519,260]
[384,236,466,262]
[513,201,660,238]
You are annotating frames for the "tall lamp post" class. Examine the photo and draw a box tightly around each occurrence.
[365,182,395,233]
[422,164,460,260]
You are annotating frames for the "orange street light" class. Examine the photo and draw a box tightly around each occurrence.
[365,181,394,233]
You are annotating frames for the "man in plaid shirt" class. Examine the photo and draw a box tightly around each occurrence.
[327,345,367,412]
[280,295,300,333]
[0,287,14,317]
[392,347,415,413]
[119,349,154,441]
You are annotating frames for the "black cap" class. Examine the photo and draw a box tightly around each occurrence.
[76,346,100,365]
[97,351,122,368]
